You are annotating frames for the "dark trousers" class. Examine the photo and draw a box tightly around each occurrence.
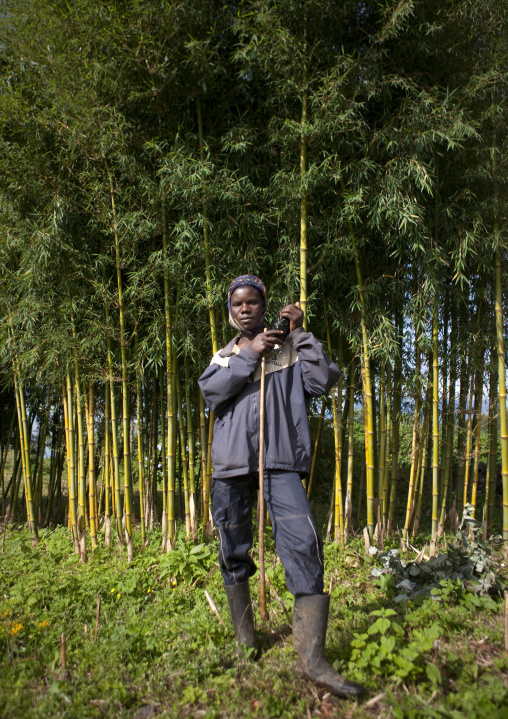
[212,470,324,596]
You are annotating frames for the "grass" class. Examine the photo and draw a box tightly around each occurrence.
[1,521,508,719]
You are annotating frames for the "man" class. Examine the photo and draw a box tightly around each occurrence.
[198,275,363,699]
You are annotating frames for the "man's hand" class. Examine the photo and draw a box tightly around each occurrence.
[249,330,284,357]
[280,302,304,332]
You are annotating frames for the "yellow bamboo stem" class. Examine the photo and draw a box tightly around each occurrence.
[495,245,508,540]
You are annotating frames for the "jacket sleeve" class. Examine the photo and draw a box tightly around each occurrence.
[290,327,341,396]
[198,346,260,416]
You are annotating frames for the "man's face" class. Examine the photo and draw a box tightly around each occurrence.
[230,285,264,332]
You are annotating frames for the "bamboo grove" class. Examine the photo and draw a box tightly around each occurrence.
[1,0,508,560]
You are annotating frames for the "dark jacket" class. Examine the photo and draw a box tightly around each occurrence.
[198,327,340,479]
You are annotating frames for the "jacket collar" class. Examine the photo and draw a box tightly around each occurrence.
[218,336,241,357]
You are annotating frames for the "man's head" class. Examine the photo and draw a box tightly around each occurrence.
[227,275,266,335]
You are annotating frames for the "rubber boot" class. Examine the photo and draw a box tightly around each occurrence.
[293,594,365,699]
[225,581,257,654]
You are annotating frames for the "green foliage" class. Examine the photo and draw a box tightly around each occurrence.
[1,529,507,718]
[346,607,443,682]
[158,539,215,584]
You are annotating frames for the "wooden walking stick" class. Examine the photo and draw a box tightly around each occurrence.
[259,331,269,622]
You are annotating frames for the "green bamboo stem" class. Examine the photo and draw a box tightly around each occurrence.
[378,362,387,521]
[45,420,63,527]
[346,360,356,517]
[402,335,421,550]
[185,356,198,539]
[176,363,191,537]
[159,366,168,547]
[196,98,218,356]
[64,374,78,552]
[104,295,123,547]
[383,363,392,528]
[484,342,498,537]
[455,332,469,516]
[13,370,38,543]
[34,410,48,525]
[199,393,207,520]
[388,310,402,536]
[462,380,475,514]
[431,294,440,539]
[203,409,214,534]
[412,382,432,539]
[0,408,16,517]
[134,329,146,544]
[470,390,482,518]
[149,389,159,529]
[162,203,176,550]
[300,80,309,331]
[8,449,22,524]
[105,161,133,560]
[197,98,218,536]
[306,399,326,500]
[438,306,457,535]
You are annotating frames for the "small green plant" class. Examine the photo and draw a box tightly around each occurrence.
[159,538,215,584]
[347,607,442,682]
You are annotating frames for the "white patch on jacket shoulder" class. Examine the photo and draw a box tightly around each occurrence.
[210,339,298,381]
[210,345,241,367]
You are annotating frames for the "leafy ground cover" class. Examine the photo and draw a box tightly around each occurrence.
[1,525,507,719]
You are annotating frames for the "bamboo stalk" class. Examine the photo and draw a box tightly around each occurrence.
[324,303,344,548]
[484,342,498,538]
[162,203,176,550]
[87,382,97,550]
[185,356,198,539]
[259,345,268,622]
[0,408,16,518]
[12,369,38,543]
[176,362,191,537]
[64,374,78,552]
[456,331,469,516]
[387,310,402,536]
[470,368,484,519]
[346,360,356,529]
[199,393,207,521]
[383,363,392,528]
[495,245,508,541]
[104,294,123,547]
[45,420,63,527]
[306,399,325,500]
[300,79,309,331]
[403,334,421,550]
[355,258,375,539]
[159,366,168,549]
[462,380,475,514]
[135,348,146,544]
[104,388,112,547]
[378,361,387,522]
[105,159,133,560]
[431,294,440,539]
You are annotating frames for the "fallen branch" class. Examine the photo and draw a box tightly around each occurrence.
[265,573,291,622]
[205,590,224,625]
